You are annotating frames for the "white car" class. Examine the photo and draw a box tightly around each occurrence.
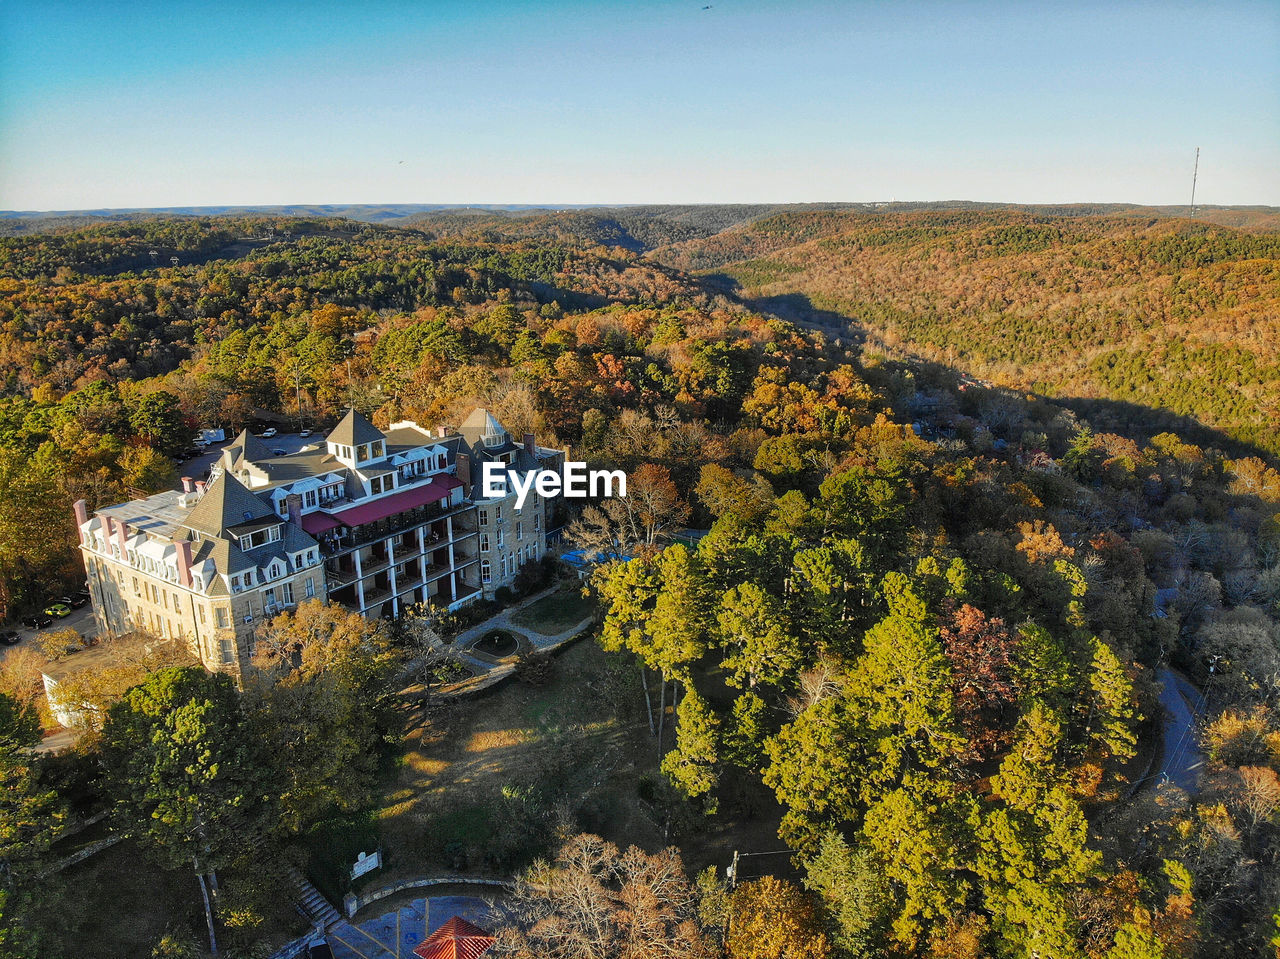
[299,429,312,437]
[260,428,278,438]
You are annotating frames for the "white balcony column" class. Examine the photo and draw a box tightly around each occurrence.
[353,548,365,608]
[386,536,398,598]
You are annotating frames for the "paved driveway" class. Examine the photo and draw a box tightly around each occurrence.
[2,602,98,661]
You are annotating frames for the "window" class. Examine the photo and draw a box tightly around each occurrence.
[173,591,181,609]
[216,607,229,628]
[263,587,277,609]
[495,506,503,523]
[278,500,288,516]
[496,529,504,550]
[238,526,281,551]
[219,638,235,664]
[305,577,315,598]
[480,532,490,552]
[481,559,491,584]
[478,508,489,525]
[132,576,140,597]
[304,490,317,508]
[534,514,541,532]
[282,582,294,605]
[198,604,206,624]
[231,575,241,591]
[373,440,385,458]
[516,522,522,542]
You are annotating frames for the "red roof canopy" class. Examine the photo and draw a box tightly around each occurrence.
[412,916,495,959]
[300,511,344,535]
[330,475,461,528]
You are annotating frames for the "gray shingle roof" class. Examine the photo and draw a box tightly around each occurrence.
[183,472,276,538]
[327,409,384,447]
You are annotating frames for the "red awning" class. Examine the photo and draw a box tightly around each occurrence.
[301,512,344,535]
[330,475,461,528]
[413,916,495,959]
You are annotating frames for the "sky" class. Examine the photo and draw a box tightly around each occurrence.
[1,0,1277,210]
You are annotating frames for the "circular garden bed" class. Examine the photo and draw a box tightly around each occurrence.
[473,629,520,658]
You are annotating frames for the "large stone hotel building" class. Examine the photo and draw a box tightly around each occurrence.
[75,408,564,679]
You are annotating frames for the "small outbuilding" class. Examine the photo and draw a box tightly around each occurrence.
[412,915,495,959]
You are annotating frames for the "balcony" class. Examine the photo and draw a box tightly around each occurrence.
[361,586,392,608]
[318,500,473,556]
[325,563,357,587]
[358,555,391,576]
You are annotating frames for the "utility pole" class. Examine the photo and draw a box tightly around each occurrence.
[728,850,739,889]
[1189,147,1200,217]
[295,362,303,432]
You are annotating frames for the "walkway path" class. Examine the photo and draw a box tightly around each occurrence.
[406,585,596,697]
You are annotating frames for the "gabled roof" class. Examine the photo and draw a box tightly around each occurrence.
[412,916,494,959]
[182,472,276,538]
[327,409,384,447]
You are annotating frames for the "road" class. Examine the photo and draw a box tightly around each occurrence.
[1155,667,1206,793]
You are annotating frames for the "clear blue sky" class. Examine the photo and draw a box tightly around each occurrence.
[1,0,1276,210]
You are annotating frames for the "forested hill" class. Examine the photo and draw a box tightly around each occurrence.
[641,209,1280,455]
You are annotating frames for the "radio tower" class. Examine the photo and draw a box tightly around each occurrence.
[1189,147,1200,218]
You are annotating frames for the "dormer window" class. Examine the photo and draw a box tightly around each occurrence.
[238,525,282,552]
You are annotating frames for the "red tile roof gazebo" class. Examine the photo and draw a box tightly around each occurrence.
[412,916,495,959]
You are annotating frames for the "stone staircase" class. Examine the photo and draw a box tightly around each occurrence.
[290,868,343,931]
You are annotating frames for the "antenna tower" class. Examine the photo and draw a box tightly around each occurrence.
[1189,147,1200,217]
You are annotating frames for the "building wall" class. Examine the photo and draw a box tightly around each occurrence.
[81,544,322,680]
[476,489,546,597]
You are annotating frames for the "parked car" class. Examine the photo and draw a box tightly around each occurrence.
[299,429,312,437]
[22,614,52,629]
[0,630,19,646]
[61,594,88,609]
[260,427,278,438]
[74,587,90,603]
[43,602,72,618]
[272,448,287,456]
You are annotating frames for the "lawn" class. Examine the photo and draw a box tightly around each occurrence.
[510,587,596,634]
[376,639,661,879]
[373,638,790,889]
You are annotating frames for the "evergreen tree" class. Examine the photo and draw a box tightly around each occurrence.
[1087,639,1141,763]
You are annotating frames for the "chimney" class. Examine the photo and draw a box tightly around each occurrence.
[113,517,129,557]
[285,493,303,527]
[175,540,194,587]
[456,453,471,496]
[437,426,449,438]
[181,476,194,493]
[195,480,206,496]
[73,499,89,541]
[523,432,535,455]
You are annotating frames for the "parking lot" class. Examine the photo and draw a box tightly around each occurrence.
[171,430,320,489]
[2,601,98,659]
